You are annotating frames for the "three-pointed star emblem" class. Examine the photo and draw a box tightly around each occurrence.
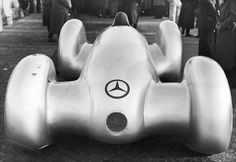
[105,79,130,99]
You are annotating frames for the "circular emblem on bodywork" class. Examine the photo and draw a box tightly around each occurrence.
[105,79,130,99]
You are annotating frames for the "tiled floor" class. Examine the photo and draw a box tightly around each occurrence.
[0,14,235,162]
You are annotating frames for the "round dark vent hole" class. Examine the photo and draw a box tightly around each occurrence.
[106,112,127,133]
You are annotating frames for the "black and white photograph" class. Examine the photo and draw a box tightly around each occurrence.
[0,0,236,161]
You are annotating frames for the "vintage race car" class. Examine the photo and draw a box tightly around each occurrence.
[5,12,232,154]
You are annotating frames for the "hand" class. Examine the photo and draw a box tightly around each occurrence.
[232,22,236,31]
[216,22,224,32]
[216,22,222,29]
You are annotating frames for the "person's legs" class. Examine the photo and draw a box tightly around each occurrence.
[47,26,56,42]
[0,15,3,32]
[206,30,215,56]
[230,66,236,88]
[36,0,41,13]
[169,2,176,22]
[181,28,185,35]
[48,35,57,42]
[198,30,212,57]
[176,5,181,24]
[48,33,53,39]
[29,0,35,13]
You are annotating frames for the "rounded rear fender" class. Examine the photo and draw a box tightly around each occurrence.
[58,19,91,80]
[5,54,56,149]
[184,56,232,154]
[151,20,182,81]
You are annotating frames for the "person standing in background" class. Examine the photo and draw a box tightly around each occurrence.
[3,0,13,25]
[0,0,3,31]
[103,0,110,17]
[29,0,35,13]
[19,0,30,16]
[168,0,182,24]
[71,0,80,18]
[29,0,41,13]
[110,0,120,17]
[10,0,20,20]
[198,0,218,58]
[130,0,139,28]
[178,0,197,36]
[214,0,236,79]
[195,0,200,37]
[42,0,53,41]
[36,0,42,13]
[124,0,139,28]
[49,0,72,42]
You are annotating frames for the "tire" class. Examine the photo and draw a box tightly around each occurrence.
[5,54,56,149]
[184,56,232,154]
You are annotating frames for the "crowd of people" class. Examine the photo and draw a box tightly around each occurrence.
[42,0,141,42]
[168,0,236,84]
[0,0,141,40]
[42,0,236,86]
[0,0,42,26]
[1,0,235,85]
[43,0,72,42]
[198,0,236,84]
[215,0,236,79]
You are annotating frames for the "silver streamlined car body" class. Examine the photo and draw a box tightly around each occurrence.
[5,12,232,154]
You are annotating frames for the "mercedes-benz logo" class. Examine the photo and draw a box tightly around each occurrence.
[105,79,130,99]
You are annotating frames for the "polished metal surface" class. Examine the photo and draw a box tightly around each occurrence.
[5,55,55,149]
[184,57,233,154]
[5,12,232,154]
[58,19,92,80]
[151,20,182,81]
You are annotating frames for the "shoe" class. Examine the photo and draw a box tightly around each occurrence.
[47,37,57,42]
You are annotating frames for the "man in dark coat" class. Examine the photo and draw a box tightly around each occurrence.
[71,0,80,18]
[29,0,35,13]
[36,0,42,13]
[178,0,197,36]
[198,0,218,58]
[215,0,236,77]
[19,0,29,11]
[49,0,72,41]
[42,0,53,41]
[124,0,139,28]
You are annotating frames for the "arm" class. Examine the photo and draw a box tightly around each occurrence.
[218,0,236,32]
[58,0,72,9]
[199,0,217,29]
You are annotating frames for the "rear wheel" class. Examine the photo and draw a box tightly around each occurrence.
[5,54,56,149]
[184,56,232,154]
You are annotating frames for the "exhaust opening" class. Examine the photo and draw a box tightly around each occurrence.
[106,112,127,133]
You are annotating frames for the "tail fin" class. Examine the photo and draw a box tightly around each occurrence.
[112,12,130,26]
